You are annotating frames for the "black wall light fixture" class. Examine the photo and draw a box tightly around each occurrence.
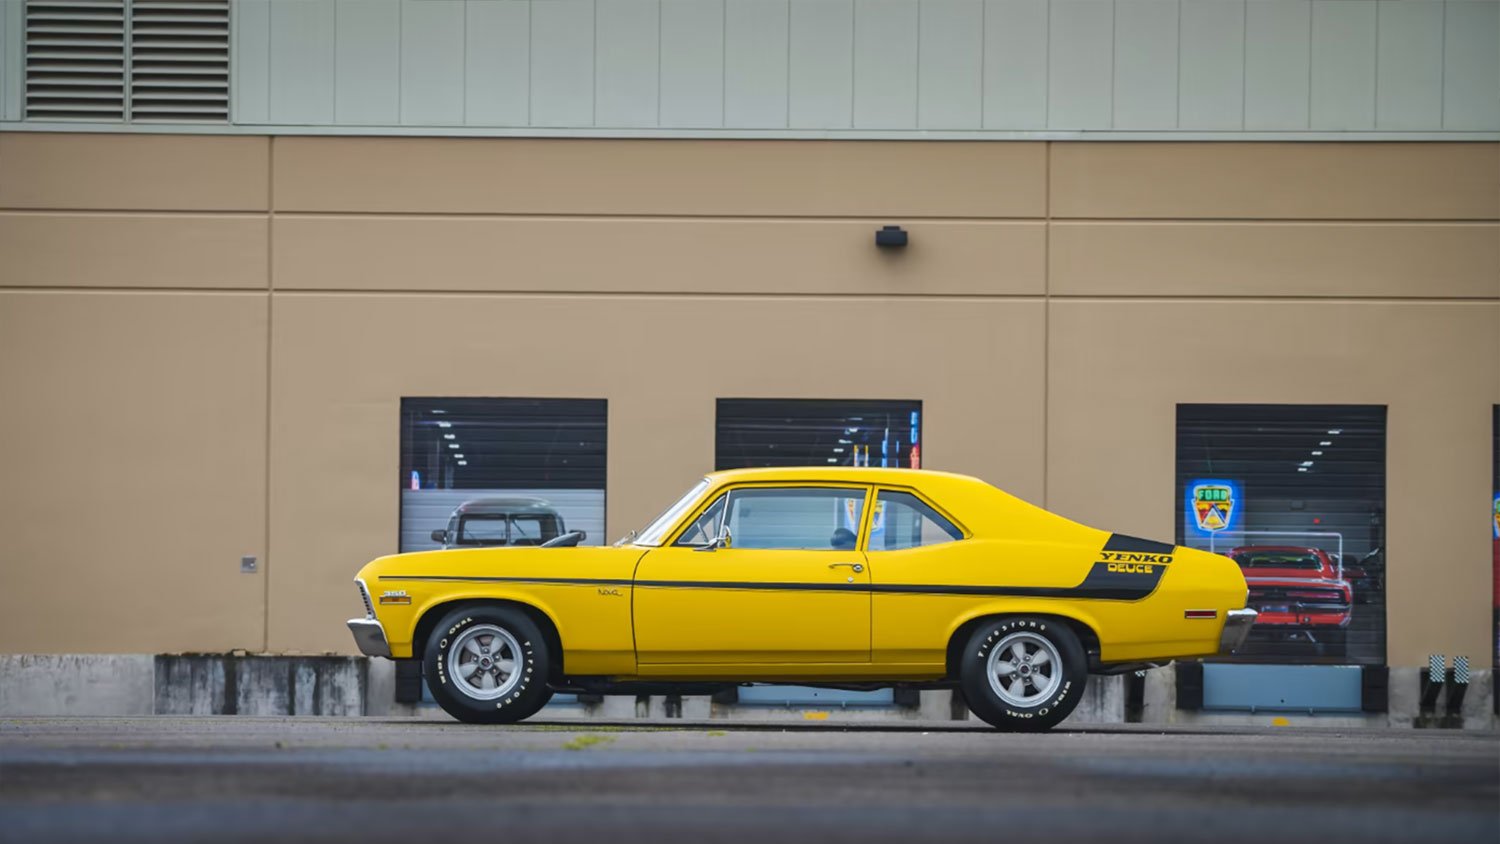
[875,225,908,249]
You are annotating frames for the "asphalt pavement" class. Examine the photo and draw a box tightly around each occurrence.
[1,717,1496,843]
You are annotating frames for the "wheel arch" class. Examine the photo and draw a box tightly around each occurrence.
[413,598,566,681]
[944,610,1102,680]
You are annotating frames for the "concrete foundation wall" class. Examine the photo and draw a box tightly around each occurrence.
[153,656,366,717]
[0,655,366,718]
[0,654,155,717]
[6,654,1494,729]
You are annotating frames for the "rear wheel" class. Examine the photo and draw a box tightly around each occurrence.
[424,605,553,724]
[960,616,1088,731]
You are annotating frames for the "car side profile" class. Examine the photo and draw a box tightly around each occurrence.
[350,467,1254,731]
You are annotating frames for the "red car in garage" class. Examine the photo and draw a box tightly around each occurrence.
[1229,545,1353,651]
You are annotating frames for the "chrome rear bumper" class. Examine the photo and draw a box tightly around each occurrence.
[1218,608,1258,654]
[347,618,392,658]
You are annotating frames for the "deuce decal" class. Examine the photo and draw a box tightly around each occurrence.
[1070,561,1168,600]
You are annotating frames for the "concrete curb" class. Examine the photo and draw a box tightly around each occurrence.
[4,654,1490,728]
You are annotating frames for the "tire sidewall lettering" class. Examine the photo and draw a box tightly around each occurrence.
[969,617,1080,727]
[442,625,536,709]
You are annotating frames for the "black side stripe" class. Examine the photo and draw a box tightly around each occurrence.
[381,575,635,588]
[379,562,1166,602]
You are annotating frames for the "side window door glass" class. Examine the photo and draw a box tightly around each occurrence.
[871,490,963,551]
[723,487,867,551]
[674,494,727,547]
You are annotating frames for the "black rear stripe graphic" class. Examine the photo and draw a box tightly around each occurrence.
[1102,533,1176,555]
[379,561,1166,602]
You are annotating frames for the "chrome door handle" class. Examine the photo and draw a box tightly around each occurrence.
[829,562,864,573]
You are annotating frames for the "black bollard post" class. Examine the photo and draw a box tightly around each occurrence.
[1416,654,1445,728]
[1442,657,1470,728]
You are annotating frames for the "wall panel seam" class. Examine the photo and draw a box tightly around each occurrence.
[978,0,985,127]
[1372,0,1381,127]
[1042,138,1051,509]
[1439,0,1446,128]
[1046,218,1500,225]
[0,210,273,218]
[0,287,275,296]
[3,125,1496,139]
[263,128,275,654]
[260,213,1498,223]
[266,212,1051,222]
[11,288,1491,304]
[1306,0,1314,128]
[214,290,1500,304]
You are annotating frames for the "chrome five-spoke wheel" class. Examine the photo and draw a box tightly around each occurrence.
[448,623,523,700]
[985,630,1062,707]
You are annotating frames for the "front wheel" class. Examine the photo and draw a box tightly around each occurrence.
[424,605,553,724]
[959,616,1088,731]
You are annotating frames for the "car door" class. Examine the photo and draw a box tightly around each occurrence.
[864,487,971,666]
[632,484,873,667]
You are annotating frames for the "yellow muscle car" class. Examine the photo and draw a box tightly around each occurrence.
[349,467,1255,730]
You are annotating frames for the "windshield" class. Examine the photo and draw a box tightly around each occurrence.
[457,514,510,546]
[627,479,710,546]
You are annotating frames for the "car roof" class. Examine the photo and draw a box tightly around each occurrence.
[455,497,556,515]
[1229,545,1321,554]
[703,466,986,486]
[694,467,1100,542]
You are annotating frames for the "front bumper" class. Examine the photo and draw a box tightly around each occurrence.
[1218,608,1258,654]
[347,618,392,658]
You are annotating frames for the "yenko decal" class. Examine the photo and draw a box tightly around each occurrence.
[1099,551,1173,566]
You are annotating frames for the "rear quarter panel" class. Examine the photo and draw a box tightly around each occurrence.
[871,537,1248,669]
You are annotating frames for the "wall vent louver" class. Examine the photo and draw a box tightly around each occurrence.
[128,0,229,122]
[24,0,228,123]
[24,0,127,120]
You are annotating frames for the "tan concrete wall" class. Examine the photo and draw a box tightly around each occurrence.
[0,291,269,653]
[0,133,1495,665]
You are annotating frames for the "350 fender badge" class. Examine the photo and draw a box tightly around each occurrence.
[379,590,412,605]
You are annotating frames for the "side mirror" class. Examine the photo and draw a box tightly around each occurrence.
[430,529,447,544]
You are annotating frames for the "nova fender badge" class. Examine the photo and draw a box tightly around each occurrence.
[597,587,622,597]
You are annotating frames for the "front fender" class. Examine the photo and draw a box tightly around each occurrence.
[354,546,644,672]
[396,587,570,659]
